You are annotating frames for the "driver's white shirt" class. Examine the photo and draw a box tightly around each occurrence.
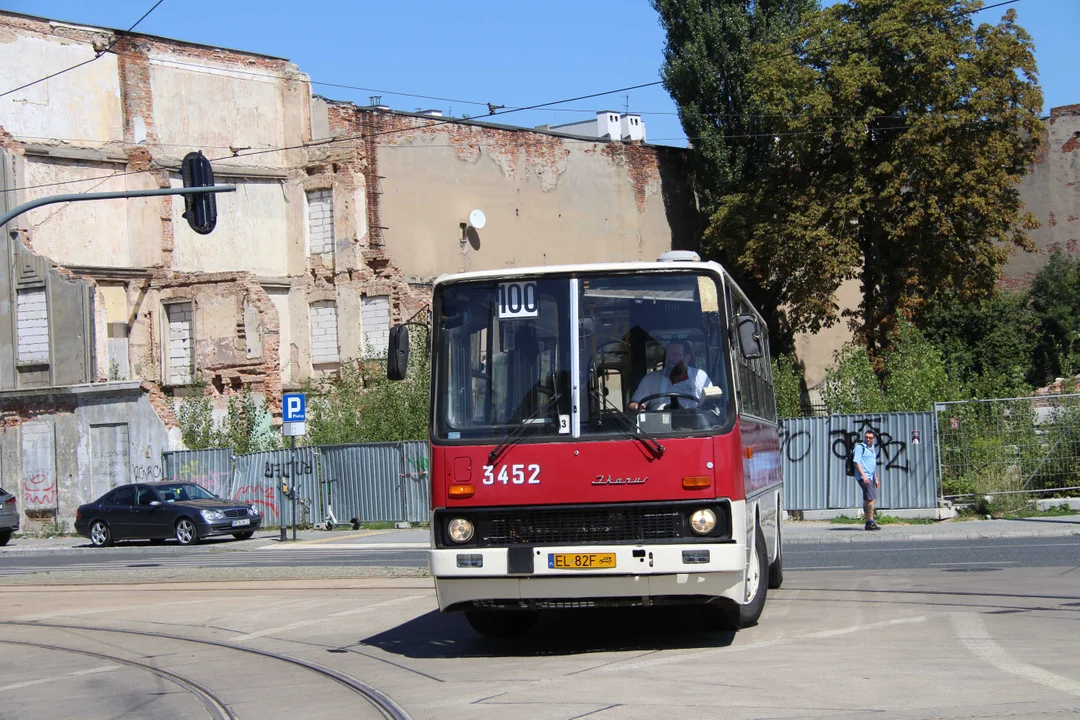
[631,366,712,410]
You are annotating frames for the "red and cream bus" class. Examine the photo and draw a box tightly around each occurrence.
[387,252,783,637]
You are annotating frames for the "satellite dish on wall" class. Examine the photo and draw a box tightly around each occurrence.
[468,209,487,229]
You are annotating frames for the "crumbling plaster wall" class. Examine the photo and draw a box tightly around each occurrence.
[349,109,683,280]
[1005,105,1080,289]
[0,385,171,529]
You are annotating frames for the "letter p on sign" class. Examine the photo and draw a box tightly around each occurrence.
[283,393,306,423]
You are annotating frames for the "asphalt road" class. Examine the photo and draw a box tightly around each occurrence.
[3,561,1080,720]
[2,536,1078,577]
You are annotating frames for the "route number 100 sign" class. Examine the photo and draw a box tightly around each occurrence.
[497,281,538,319]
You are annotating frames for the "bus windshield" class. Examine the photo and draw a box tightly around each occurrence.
[433,271,733,443]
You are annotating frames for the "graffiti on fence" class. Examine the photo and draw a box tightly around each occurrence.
[778,425,811,463]
[829,417,910,474]
[234,484,279,516]
[23,471,56,507]
[263,458,314,480]
[779,417,912,473]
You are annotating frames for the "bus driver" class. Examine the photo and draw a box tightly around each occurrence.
[627,340,713,412]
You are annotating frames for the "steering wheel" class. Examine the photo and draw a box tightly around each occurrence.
[635,391,700,410]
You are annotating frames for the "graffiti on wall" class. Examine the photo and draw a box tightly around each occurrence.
[23,471,56,507]
[132,464,163,481]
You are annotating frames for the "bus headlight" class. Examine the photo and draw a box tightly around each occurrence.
[448,517,474,543]
[689,508,717,535]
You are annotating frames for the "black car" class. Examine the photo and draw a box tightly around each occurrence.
[75,482,262,547]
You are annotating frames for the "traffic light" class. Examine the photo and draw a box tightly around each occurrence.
[181,151,217,235]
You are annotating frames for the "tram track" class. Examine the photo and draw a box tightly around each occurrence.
[0,638,234,720]
[0,621,411,720]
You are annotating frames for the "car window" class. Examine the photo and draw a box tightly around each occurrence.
[136,487,159,506]
[113,486,136,505]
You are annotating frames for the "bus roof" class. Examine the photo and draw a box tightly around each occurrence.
[432,260,728,288]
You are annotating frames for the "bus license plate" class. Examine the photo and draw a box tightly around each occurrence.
[231,519,250,527]
[548,553,616,570]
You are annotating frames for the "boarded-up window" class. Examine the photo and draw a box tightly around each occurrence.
[166,302,194,385]
[307,189,334,255]
[17,289,49,364]
[362,295,391,357]
[310,300,340,364]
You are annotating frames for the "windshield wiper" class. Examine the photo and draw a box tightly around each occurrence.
[587,387,665,459]
[488,393,562,465]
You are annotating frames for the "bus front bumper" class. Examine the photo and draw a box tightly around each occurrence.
[430,543,745,612]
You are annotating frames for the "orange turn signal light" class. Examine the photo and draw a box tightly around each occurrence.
[743,447,755,459]
[448,484,475,498]
[682,476,712,490]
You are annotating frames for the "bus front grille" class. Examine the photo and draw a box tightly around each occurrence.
[483,507,683,545]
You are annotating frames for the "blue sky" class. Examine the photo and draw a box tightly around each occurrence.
[3,0,1072,147]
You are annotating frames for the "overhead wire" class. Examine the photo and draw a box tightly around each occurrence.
[0,0,166,99]
[1,0,1028,194]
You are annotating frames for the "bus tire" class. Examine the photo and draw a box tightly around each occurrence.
[464,610,539,638]
[768,522,784,590]
[703,526,768,630]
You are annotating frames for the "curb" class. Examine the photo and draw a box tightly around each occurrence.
[783,527,1080,544]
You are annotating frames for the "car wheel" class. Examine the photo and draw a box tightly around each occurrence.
[89,520,112,548]
[175,518,199,546]
[464,610,539,638]
[232,531,254,540]
[0,529,11,546]
[703,525,768,631]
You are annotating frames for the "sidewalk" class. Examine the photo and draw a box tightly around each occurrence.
[4,515,1078,554]
[782,515,1080,544]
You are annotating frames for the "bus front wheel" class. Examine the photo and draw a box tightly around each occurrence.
[464,609,539,638]
[703,526,768,631]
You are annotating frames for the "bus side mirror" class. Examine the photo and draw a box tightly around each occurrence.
[735,315,764,360]
[387,325,410,381]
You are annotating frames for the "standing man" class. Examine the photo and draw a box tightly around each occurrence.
[854,430,881,531]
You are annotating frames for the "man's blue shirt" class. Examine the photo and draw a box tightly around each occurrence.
[853,442,877,480]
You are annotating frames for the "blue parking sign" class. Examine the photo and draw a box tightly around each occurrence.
[283,393,306,422]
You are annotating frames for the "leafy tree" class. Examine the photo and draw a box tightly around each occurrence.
[918,290,1037,397]
[653,0,817,207]
[174,386,216,450]
[1029,248,1080,387]
[654,0,817,351]
[174,386,278,454]
[218,388,279,454]
[705,0,1043,355]
[305,333,430,446]
[821,344,886,414]
[882,320,951,411]
[772,353,804,417]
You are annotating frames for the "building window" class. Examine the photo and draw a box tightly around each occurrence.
[307,189,334,256]
[165,302,194,385]
[17,289,49,364]
[361,295,391,357]
[310,300,340,364]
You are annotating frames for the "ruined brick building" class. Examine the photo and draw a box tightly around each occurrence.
[0,11,698,527]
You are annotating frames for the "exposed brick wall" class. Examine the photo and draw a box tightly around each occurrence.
[16,289,49,364]
[309,300,340,364]
[306,188,334,255]
[361,294,391,357]
[165,301,194,384]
